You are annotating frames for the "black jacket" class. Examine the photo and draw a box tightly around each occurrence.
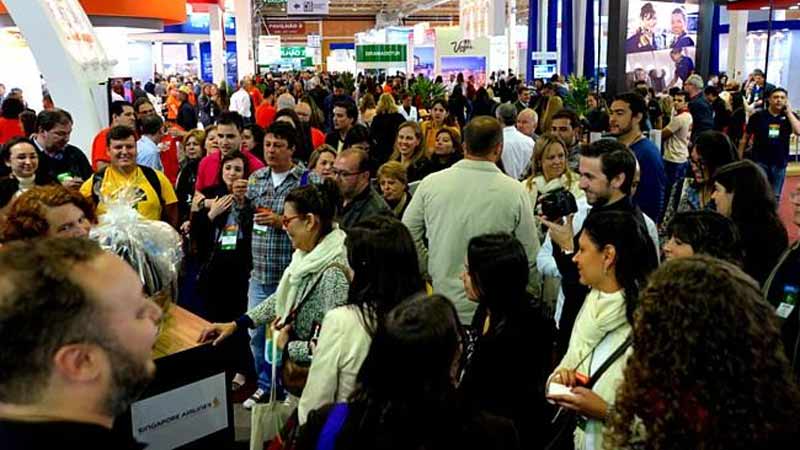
[175,158,201,223]
[1,420,143,450]
[369,112,406,167]
[33,143,92,182]
[0,174,53,208]
[340,186,392,229]
[407,153,463,182]
[177,101,198,132]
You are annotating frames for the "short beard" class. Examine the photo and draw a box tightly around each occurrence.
[100,336,155,418]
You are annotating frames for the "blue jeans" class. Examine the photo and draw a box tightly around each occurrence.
[756,162,787,203]
[247,278,278,391]
[663,160,688,198]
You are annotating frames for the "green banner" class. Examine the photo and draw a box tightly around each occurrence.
[356,44,407,63]
[281,46,306,58]
[302,57,314,67]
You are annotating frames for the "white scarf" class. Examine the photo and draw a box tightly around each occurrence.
[274,227,348,324]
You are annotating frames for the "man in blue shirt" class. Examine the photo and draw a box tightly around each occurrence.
[684,74,714,141]
[609,92,667,223]
[135,114,164,171]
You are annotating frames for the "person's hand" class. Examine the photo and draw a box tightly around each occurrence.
[180,220,191,235]
[62,177,83,190]
[539,214,575,251]
[549,368,578,388]
[548,387,609,420]
[232,179,248,203]
[271,317,292,350]
[254,209,282,228]
[198,322,237,346]
[208,195,234,220]
[191,192,205,212]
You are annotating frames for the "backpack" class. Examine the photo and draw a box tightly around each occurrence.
[91,165,165,210]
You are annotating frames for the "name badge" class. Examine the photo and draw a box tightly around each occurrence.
[768,123,780,139]
[253,224,269,236]
[777,302,796,319]
[219,225,238,250]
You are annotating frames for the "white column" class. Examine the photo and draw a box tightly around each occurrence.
[538,0,547,53]
[574,0,586,77]
[209,4,227,85]
[153,42,165,75]
[728,10,749,82]
[234,0,255,79]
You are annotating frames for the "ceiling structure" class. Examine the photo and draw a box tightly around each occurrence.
[257,0,460,22]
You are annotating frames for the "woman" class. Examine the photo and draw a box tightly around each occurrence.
[606,256,800,450]
[662,210,742,264]
[308,146,336,181]
[727,91,747,149]
[242,124,265,162]
[300,95,325,131]
[712,160,788,285]
[191,152,254,389]
[369,93,406,167]
[198,179,350,406]
[198,83,220,127]
[538,94,564,135]
[584,93,609,133]
[470,87,498,119]
[546,210,658,450]
[661,130,738,234]
[275,109,313,163]
[0,137,52,211]
[203,125,220,155]
[176,130,206,226]
[459,233,554,449]
[377,161,412,218]
[448,85,468,129]
[389,122,426,181]
[2,184,94,241]
[298,216,425,423]
[296,294,521,450]
[358,93,377,126]
[0,97,25,145]
[408,128,463,182]
[420,98,461,155]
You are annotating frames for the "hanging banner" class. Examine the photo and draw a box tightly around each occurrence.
[436,26,490,57]
[258,35,282,65]
[266,21,305,35]
[281,46,307,58]
[287,0,329,15]
[307,33,321,48]
[356,44,407,63]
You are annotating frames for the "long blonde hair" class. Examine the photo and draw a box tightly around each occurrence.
[524,133,575,189]
[376,93,399,115]
[390,121,425,168]
[540,96,564,134]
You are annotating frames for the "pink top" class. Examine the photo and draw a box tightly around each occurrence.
[195,150,265,191]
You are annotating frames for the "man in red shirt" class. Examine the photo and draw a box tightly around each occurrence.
[255,87,276,130]
[91,101,136,170]
[195,112,265,192]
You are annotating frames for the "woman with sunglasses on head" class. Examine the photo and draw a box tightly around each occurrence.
[199,179,350,402]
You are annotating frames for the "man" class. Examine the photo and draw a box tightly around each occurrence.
[276,92,296,112]
[175,86,197,132]
[667,47,695,89]
[295,101,326,149]
[334,148,391,228]
[229,80,253,123]
[133,97,157,125]
[704,85,730,132]
[748,69,776,108]
[398,92,419,122]
[242,121,321,408]
[194,112,265,192]
[403,116,540,323]
[31,109,91,189]
[764,181,800,381]
[684,74,714,140]
[608,92,667,223]
[516,108,539,141]
[325,101,357,153]
[80,125,178,227]
[661,90,693,199]
[308,78,329,124]
[669,7,695,49]
[255,86,276,129]
[550,109,582,171]
[134,98,179,184]
[539,139,659,358]
[496,103,533,180]
[514,85,531,113]
[0,238,162,449]
[245,77,263,113]
[136,115,164,171]
[323,82,348,132]
[740,87,800,201]
[91,100,136,170]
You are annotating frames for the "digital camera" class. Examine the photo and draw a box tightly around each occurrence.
[537,189,578,220]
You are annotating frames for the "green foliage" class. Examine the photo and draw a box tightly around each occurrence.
[408,77,446,109]
[338,72,356,95]
[563,75,592,118]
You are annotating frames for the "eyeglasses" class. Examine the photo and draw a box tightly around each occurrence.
[281,214,304,228]
[331,168,365,179]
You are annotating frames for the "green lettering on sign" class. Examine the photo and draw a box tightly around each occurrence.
[281,47,306,58]
[355,44,407,63]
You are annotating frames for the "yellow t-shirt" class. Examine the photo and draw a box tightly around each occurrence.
[80,166,178,221]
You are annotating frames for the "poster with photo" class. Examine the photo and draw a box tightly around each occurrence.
[624,1,698,92]
[440,56,487,86]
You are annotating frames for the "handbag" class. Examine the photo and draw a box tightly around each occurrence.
[280,262,351,397]
[544,333,633,450]
[251,338,295,450]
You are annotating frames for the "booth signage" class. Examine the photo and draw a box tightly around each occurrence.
[258,36,282,64]
[356,44,407,63]
[266,21,305,35]
[450,39,474,53]
[307,33,321,48]
[287,0,329,15]
[436,26,489,57]
[531,51,558,60]
[131,372,228,449]
[281,46,307,58]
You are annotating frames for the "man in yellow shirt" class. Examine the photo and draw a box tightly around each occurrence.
[80,126,178,227]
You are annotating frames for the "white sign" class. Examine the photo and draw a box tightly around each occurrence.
[436,26,490,57]
[531,51,558,61]
[287,0,329,15]
[307,33,321,48]
[258,35,282,65]
[131,372,228,450]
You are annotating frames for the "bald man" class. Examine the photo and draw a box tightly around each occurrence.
[516,108,539,141]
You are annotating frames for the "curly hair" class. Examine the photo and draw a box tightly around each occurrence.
[2,185,96,242]
[605,256,800,450]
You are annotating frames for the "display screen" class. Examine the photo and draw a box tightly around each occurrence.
[624,0,699,92]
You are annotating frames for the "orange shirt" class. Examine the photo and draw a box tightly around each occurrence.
[159,133,180,185]
[0,117,25,145]
[166,94,181,120]
[91,127,111,171]
[256,102,276,129]
[249,88,264,112]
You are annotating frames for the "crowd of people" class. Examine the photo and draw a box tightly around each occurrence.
[0,66,800,450]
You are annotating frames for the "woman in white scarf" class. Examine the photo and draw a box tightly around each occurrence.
[199,180,350,403]
[545,211,657,450]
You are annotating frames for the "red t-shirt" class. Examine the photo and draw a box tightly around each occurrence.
[0,117,25,145]
[91,127,111,171]
[159,134,180,184]
[256,103,276,130]
[311,127,325,150]
[249,88,264,112]
[195,150,265,192]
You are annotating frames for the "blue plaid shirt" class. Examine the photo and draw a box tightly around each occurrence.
[246,164,319,285]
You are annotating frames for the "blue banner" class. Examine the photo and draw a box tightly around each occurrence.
[198,41,237,86]
[200,42,213,82]
[226,41,238,88]
[164,13,236,36]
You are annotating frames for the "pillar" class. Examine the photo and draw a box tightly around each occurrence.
[233,0,255,79]
[209,4,227,85]
[728,10,749,81]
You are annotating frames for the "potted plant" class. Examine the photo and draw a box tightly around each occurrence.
[563,75,592,118]
[409,77,446,110]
